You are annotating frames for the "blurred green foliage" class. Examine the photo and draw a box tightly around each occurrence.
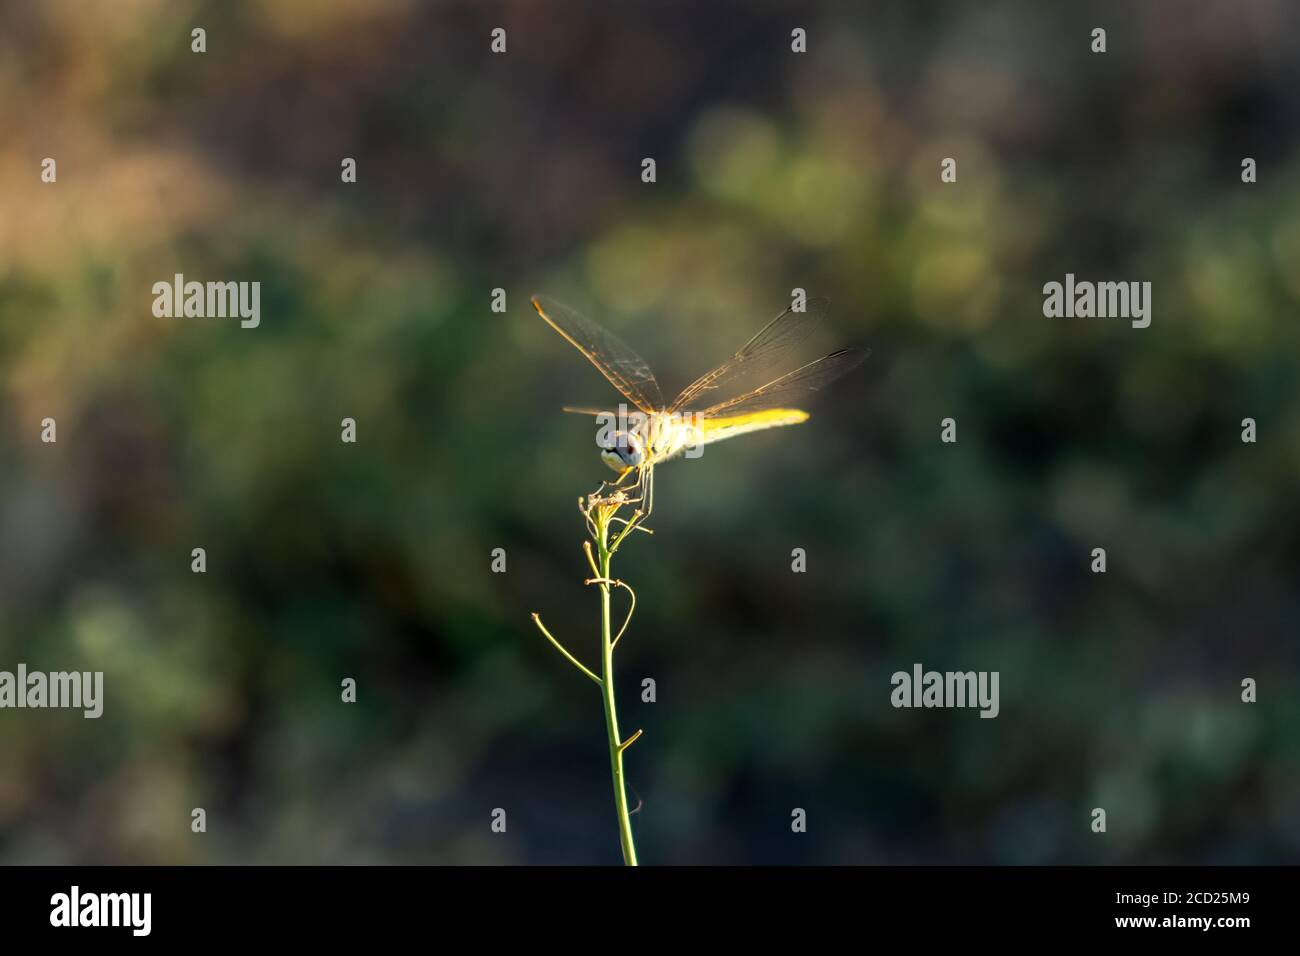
[0,0,1298,863]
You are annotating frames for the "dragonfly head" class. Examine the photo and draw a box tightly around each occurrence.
[598,430,645,472]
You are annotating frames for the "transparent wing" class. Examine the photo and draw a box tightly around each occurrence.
[698,348,869,419]
[533,295,664,413]
[668,298,829,413]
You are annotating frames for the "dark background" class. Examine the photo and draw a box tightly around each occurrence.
[1,0,1297,864]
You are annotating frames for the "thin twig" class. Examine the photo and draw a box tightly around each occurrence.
[540,482,645,865]
[592,506,638,865]
[583,576,637,650]
[611,580,636,648]
[610,509,646,552]
[530,613,601,686]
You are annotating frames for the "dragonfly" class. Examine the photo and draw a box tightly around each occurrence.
[533,294,868,517]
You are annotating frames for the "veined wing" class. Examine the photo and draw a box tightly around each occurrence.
[698,348,869,420]
[667,298,829,413]
[533,295,664,413]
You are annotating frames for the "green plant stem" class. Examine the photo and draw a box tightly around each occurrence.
[531,613,600,685]
[597,515,639,866]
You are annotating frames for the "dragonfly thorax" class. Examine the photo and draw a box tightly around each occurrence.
[641,413,705,467]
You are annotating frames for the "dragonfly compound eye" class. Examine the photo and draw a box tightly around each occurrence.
[619,431,645,465]
[598,430,644,470]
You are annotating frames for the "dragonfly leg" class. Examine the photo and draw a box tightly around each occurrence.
[622,466,653,519]
[642,464,654,520]
[593,467,632,500]
[592,466,653,535]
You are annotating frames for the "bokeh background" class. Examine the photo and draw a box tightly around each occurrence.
[2,0,1298,864]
